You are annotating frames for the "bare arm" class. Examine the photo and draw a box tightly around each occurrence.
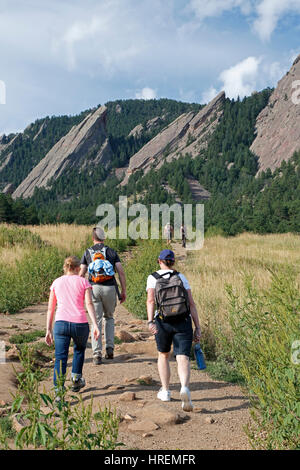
[115,262,126,303]
[45,290,57,345]
[79,264,87,278]
[187,289,201,341]
[85,288,100,340]
[146,288,158,334]
[84,288,97,327]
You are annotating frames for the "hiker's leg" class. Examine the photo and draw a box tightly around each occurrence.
[101,286,117,351]
[176,355,191,388]
[53,321,71,388]
[158,352,171,390]
[91,285,104,358]
[70,322,89,380]
[155,318,173,391]
[173,317,193,388]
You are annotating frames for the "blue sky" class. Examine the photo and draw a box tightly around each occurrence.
[0,0,300,134]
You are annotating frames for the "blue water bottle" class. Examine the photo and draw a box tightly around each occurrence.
[194,343,206,370]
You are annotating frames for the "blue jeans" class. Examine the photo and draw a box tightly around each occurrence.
[53,321,89,387]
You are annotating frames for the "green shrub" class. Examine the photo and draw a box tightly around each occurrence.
[3,346,122,450]
[0,417,15,440]
[9,330,45,344]
[226,270,300,449]
[205,226,227,238]
[203,359,245,384]
[0,225,136,315]
[0,246,65,314]
[0,225,43,249]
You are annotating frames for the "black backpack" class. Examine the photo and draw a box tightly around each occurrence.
[152,271,190,320]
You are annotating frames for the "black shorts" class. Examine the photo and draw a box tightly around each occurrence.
[155,315,193,357]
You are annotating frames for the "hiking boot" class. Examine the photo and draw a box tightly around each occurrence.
[157,388,171,402]
[180,386,193,412]
[105,347,114,360]
[71,377,86,392]
[93,356,102,365]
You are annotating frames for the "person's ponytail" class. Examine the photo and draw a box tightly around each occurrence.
[63,256,80,274]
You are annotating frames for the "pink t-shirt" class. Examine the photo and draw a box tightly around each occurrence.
[50,275,92,323]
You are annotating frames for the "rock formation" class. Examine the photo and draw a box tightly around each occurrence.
[121,92,225,185]
[128,116,166,138]
[251,54,300,173]
[13,106,112,199]
[2,183,14,195]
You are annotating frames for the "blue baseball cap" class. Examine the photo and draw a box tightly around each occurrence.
[158,249,175,261]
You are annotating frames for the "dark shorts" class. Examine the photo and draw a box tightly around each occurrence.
[155,315,193,357]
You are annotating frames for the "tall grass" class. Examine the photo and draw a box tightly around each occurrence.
[24,224,92,254]
[0,224,136,314]
[177,233,300,449]
[0,346,121,450]
[227,270,300,449]
[178,233,300,358]
[26,224,136,257]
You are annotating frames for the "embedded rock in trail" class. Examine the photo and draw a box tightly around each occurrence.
[251,54,300,173]
[121,92,225,185]
[127,420,159,433]
[115,330,136,343]
[13,106,112,199]
[119,392,136,401]
[138,404,184,426]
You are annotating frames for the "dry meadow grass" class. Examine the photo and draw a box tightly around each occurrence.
[3,225,299,336]
[25,224,92,253]
[178,233,300,339]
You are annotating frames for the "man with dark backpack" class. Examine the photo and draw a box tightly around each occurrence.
[146,249,201,411]
[80,227,126,364]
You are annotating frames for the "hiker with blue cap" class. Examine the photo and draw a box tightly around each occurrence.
[146,249,201,412]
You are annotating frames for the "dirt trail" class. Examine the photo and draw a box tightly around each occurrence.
[0,243,251,450]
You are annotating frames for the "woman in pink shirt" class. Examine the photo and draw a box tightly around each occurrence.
[45,256,100,394]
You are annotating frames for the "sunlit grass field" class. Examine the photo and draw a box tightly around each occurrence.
[176,233,300,346]
[25,224,92,253]
[0,224,299,448]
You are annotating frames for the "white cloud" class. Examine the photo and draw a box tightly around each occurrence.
[220,56,261,98]
[135,87,157,100]
[253,0,300,41]
[267,61,287,82]
[0,0,298,134]
[189,0,300,41]
[201,86,218,103]
[202,56,261,101]
[189,0,253,20]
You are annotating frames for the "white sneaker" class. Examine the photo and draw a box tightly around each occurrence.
[180,386,193,412]
[157,388,171,402]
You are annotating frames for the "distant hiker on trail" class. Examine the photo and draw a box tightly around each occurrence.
[146,249,201,412]
[164,223,174,245]
[45,256,100,396]
[180,224,186,248]
[79,226,126,365]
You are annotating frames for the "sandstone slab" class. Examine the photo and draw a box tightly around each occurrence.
[128,420,159,433]
[251,55,300,173]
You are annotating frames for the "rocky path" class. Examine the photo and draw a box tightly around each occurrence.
[0,244,251,450]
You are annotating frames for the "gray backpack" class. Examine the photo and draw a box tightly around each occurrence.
[152,271,190,320]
